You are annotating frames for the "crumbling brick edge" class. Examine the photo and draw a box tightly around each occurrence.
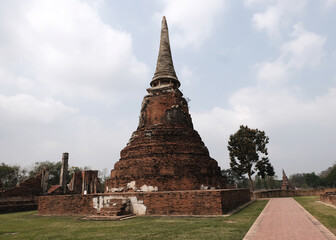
[38,189,251,216]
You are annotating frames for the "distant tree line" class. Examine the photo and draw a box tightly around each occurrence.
[289,163,336,188]
[222,162,336,190]
[221,169,281,190]
[0,161,109,192]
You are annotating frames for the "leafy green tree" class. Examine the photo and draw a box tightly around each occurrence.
[264,175,281,189]
[0,163,27,189]
[255,175,263,190]
[99,168,109,192]
[68,166,83,176]
[0,163,17,189]
[304,172,322,188]
[228,125,275,191]
[221,169,249,188]
[28,161,64,187]
[289,173,306,188]
[325,166,336,187]
[254,175,280,190]
[320,164,334,178]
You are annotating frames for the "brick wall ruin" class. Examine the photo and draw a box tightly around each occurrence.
[48,170,99,195]
[0,170,48,213]
[320,191,336,206]
[254,188,336,198]
[38,189,250,216]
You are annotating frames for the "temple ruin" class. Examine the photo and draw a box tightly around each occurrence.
[105,16,226,192]
[38,17,250,217]
[281,169,293,190]
[47,153,100,195]
[0,169,48,213]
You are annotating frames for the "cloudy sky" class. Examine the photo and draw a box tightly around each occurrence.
[0,0,335,178]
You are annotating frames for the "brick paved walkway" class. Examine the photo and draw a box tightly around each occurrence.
[244,198,336,240]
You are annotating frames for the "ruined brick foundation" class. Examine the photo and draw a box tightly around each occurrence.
[38,189,250,216]
[320,191,336,206]
[0,170,48,213]
[254,188,336,198]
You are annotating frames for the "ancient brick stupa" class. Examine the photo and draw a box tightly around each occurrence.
[281,169,293,190]
[106,17,226,192]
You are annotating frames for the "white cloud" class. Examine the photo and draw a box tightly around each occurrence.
[0,0,149,103]
[0,92,133,170]
[252,6,281,38]
[246,0,308,40]
[282,24,326,69]
[154,0,225,48]
[192,87,336,175]
[0,0,148,170]
[256,61,287,83]
[256,24,326,84]
[324,0,336,8]
[0,94,77,124]
[179,66,194,86]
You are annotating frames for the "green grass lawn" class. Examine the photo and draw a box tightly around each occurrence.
[294,196,336,235]
[0,200,267,240]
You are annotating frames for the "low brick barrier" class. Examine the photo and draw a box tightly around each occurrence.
[320,192,336,206]
[254,188,336,198]
[38,189,250,216]
[0,172,46,214]
[0,196,38,213]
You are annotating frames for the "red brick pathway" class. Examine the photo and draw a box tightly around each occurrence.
[244,198,336,240]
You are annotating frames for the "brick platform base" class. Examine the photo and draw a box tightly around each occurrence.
[254,188,336,198]
[38,189,250,216]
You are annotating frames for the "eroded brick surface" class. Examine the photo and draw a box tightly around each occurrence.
[106,87,226,191]
[38,189,250,216]
[320,191,336,206]
[254,188,336,198]
[0,171,47,213]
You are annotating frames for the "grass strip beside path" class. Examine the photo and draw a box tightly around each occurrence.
[0,200,267,240]
[294,196,336,235]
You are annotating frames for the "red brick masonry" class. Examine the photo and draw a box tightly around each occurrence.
[0,171,45,213]
[38,189,250,216]
[320,191,336,206]
[254,188,336,198]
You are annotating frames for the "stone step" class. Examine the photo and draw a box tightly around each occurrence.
[99,211,121,216]
[97,198,130,216]
[82,214,136,221]
[99,205,126,216]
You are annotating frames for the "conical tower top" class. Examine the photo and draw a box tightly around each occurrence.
[151,16,180,88]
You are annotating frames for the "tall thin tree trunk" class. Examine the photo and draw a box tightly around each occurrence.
[248,172,254,191]
[248,172,256,199]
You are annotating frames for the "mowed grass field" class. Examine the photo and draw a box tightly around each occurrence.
[294,196,336,235]
[1,197,334,239]
[0,200,267,240]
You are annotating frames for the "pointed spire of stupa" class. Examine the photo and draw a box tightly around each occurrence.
[151,16,180,88]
